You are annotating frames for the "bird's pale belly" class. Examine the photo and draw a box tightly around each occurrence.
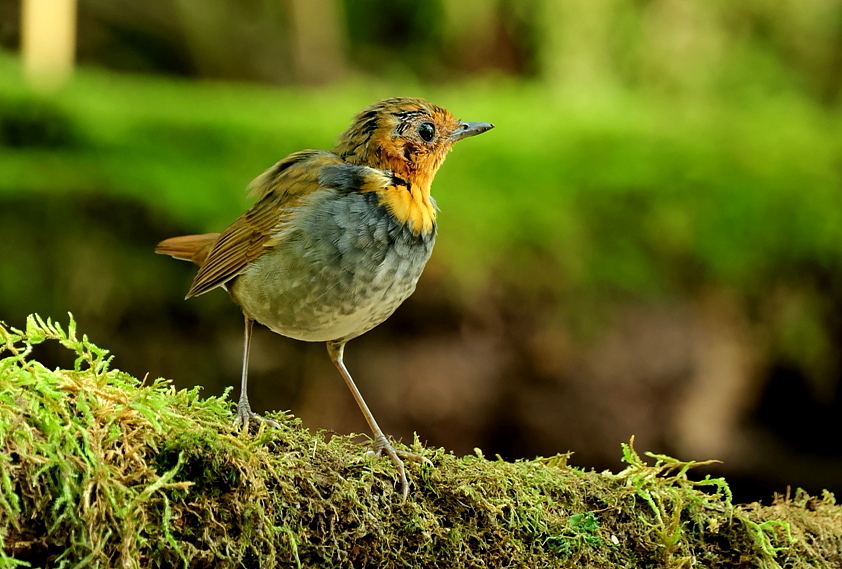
[231,253,423,343]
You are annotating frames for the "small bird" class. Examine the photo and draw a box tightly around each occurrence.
[155,98,492,498]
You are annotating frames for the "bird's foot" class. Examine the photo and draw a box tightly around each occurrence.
[233,400,280,430]
[366,435,433,501]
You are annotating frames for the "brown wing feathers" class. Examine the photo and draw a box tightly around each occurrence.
[154,233,219,265]
[155,150,348,299]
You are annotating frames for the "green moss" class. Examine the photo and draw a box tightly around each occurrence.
[1,315,840,567]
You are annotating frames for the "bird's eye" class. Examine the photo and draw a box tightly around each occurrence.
[417,122,435,142]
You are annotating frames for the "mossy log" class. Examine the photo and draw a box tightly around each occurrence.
[1,316,840,568]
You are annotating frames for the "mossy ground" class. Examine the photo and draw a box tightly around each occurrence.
[1,315,840,568]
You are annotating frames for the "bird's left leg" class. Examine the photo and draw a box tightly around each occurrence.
[326,340,432,501]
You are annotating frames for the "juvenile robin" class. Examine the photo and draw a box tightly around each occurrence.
[155,98,493,498]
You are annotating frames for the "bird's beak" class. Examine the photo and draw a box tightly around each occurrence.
[450,121,494,142]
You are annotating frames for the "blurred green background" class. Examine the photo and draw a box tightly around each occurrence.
[2,0,842,502]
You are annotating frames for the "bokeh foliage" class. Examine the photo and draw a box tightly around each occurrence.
[2,46,842,384]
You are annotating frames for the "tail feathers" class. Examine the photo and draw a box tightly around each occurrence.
[155,233,220,266]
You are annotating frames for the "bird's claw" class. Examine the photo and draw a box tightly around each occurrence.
[365,446,433,466]
[233,402,281,430]
[367,436,432,500]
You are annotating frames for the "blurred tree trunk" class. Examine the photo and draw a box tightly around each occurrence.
[537,0,618,91]
[673,289,766,459]
[441,1,498,72]
[174,0,346,84]
[174,0,292,83]
[286,0,347,84]
[21,0,76,91]
[441,1,534,76]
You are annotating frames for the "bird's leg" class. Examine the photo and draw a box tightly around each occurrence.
[326,340,431,500]
[234,317,280,429]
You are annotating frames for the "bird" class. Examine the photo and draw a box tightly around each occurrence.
[155,98,493,499]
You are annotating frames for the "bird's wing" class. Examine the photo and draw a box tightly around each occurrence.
[186,151,394,298]
[187,150,340,298]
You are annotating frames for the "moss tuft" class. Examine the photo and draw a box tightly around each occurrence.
[1,315,840,568]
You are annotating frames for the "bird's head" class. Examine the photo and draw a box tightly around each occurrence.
[334,98,493,191]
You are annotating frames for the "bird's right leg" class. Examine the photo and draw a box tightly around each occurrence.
[234,316,280,429]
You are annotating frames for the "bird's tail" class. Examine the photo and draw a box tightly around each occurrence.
[154,233,220,266]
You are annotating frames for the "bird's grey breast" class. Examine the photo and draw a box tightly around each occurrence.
[232,189,436,343]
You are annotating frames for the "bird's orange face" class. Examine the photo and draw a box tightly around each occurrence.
[334,98,492,235]
[335,98,461,181]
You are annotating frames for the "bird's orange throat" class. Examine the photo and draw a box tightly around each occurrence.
[364,148,443,236]
[374,180,436,236]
